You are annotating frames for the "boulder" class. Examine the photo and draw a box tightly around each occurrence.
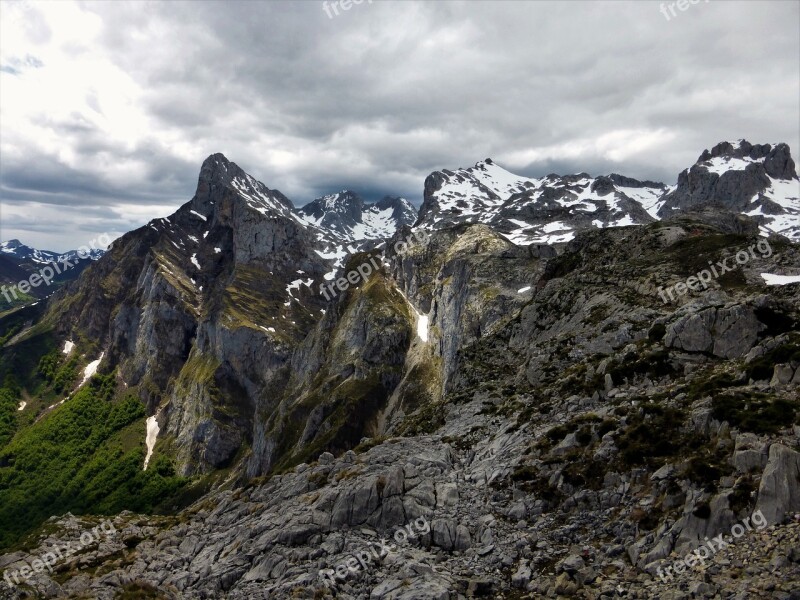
[731,433,769,473]
[771,364,795,388]
[665,305,760,359]
[755,444,800,525]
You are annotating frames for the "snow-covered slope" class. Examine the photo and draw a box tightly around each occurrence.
[417,159,668,245]
[0,239,104,264]
[418,140,800,245]
[297,192,416,243]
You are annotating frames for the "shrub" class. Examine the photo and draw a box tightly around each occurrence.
[711,393,797,434]
[616,404,685,467]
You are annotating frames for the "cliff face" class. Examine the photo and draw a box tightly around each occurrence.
[41,154,334,475]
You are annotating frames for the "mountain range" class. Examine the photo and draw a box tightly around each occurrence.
[4,139,797,294]
[0,140,798,599]
[418,140,799,244]
[0,240,105,310]
[0,239,105,266]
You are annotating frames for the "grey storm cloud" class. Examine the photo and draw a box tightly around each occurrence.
[0,0,798,251]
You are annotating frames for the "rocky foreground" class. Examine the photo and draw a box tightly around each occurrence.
[1,423,799,599]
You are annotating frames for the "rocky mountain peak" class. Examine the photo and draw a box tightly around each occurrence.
[696,140,797,180]
[374,195,417,225]
[298,191,415,242]
[196,152,246,191]
[417,158,666,244]
[417,142,799,244]
[658,141,799,240]
[0,239,104,264]
[304,190,365,219]
[0,239,23,250]
[190,153,295,223]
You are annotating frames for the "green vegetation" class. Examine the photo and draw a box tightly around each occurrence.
[717,268,747,291]
[711,391,797,434]
[648,323,666,342]
[508,464,564,507]
[0,372,187,550]
[606,348,677,385]
[38,349,79,392]
[753,306,797,337]
[397,397,447,436]
[615,403,687,467]
[533,413,603,451]
[561,455,607,490]
[0,290,37,313]
[0,375,20,447]
[666,232,749,277]
[115,581,170,599]
[543,250,582,280]
[681,446,734,492]
[744,339,800,381]
[686,371,740,400]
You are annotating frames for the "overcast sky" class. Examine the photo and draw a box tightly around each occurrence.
[0,0,798,251]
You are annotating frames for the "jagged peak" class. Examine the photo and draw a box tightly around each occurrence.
[700,139,791,162]
[197,152,244,186]
[190,154,295,221]
[300,190,363,215]
[202,152,232,167]
[374,195,412,210]
[692,140,797,181]
[607,173,668,189]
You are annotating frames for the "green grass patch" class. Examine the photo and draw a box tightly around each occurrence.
[0,373,188,550]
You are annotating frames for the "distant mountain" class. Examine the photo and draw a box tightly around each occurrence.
[298,191,416,242]
[418,140,800,244]
[658,140,800,240]
[417,159,669,244]
[0,239,105,310]
[0,255,30,286]
[0,239,105,265]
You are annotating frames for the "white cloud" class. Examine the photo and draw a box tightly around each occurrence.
[0,0,798,251]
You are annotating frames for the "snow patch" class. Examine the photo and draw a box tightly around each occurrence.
[62,340,74,354]
[143,414,160,470]
[416,314,429,342]
[760,273,800,286]
[81,353,105,385]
